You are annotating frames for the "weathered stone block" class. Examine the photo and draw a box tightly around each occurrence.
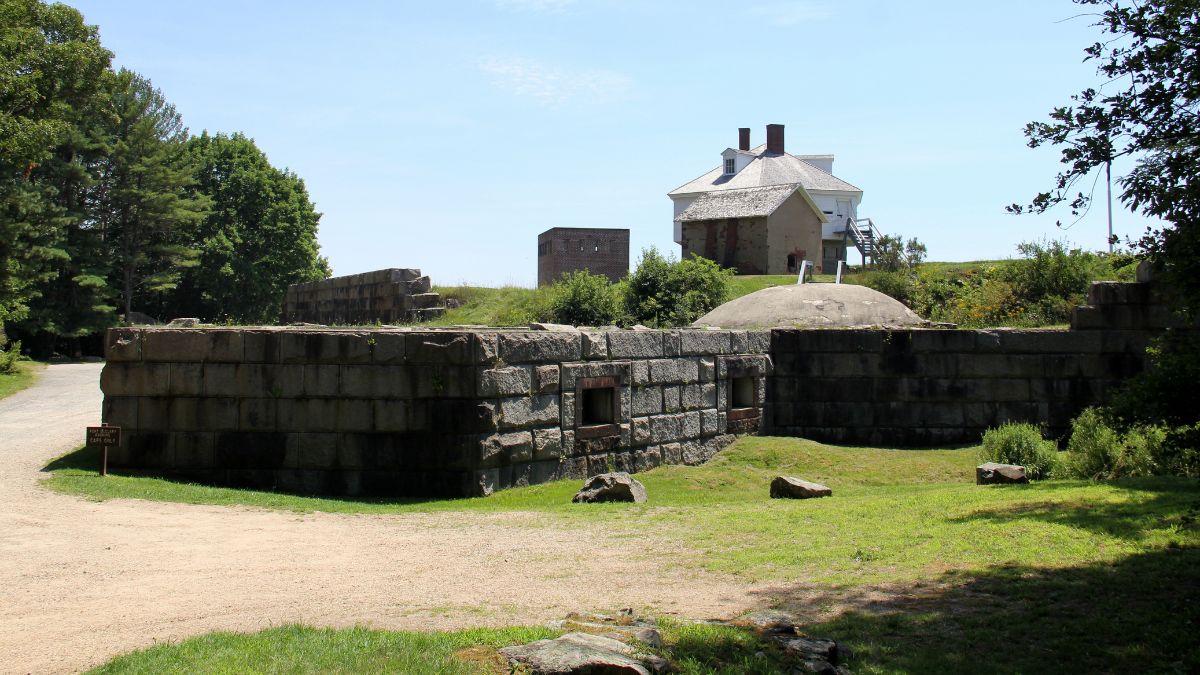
[406,332,473,364]
[701,409,721,435]
[373,399,410,432]
[481,431,534,466]
[499,394,560,429]
[239,398,276,432]
[631,386,662,416]
[632,416,651,445]
[474,332,499,364]
[608,331,663,359]
[581,330,608,360]
[729,330,748,354]
[302,365,340,397]
[533,428,562,460]
[661,442,683,464]
[105,328,143,362]
[650,414,684,443]
[499,332,581,364]
[699,357,716,382]
[174,432,214,468]
[559,391,576,428]
[648,358,689,384]
[680,330,731,355]
[102,396,138,430]
[534,365,560,393]
[337,399,374,432]
[136,397,170,430]
[662,331,682,356]
[141,330,207,362]
[290,429,343,468]
[746,331,771,354]
[631,360,650,386]
[371,332,406,364]
[478,365,533,397]
[682,411,702,438]
[682,383,717,410]
[662,385,682,412]
[242,330,279,363]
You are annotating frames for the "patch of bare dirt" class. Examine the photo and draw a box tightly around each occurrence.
[0,365,761,674]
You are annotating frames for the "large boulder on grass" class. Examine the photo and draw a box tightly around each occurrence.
[500,632,653,674]
[770,476,832,499]
[573,472,647,503]
[976,462,1029,485]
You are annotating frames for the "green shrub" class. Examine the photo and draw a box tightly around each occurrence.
[549,270,622,326]
[979,422,1059,480]
[858,271,917,307]
[1062,408,1162,479]
[624,248,732,327]
[998,239,1112,324]
[0,340,22,375]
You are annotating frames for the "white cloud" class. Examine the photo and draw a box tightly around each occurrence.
[748,2,831,26]
[479,57,630,106]
[494,0,577,12]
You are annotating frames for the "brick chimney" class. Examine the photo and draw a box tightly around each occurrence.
[738,127,751,151]
[766,124,784,154]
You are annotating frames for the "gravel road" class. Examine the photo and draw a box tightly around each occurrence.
[0,364,756,674]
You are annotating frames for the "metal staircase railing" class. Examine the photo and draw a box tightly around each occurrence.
[843,217,882,267]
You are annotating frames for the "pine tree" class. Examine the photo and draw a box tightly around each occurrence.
[94,69,207,321]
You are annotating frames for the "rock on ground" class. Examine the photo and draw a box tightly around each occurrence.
[500,632,654,674]
[770,476,832,499]
[976,462,1029,485]
[573,472,647,503]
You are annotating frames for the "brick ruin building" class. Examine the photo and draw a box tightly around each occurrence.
[537,227,630,286]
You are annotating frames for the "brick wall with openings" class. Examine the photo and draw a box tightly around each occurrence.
[537,228,630,287]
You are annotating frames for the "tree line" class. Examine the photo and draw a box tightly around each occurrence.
[1,0,329,356]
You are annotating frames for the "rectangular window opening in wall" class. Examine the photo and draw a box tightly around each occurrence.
[728,375,760,421]
[576,376,621,439]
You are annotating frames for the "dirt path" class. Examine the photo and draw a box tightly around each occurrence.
[0,364,760,674]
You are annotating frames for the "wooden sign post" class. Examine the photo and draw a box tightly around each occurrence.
[86,424,121,477]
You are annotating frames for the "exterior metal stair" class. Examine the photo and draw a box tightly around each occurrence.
[843,217,883,267]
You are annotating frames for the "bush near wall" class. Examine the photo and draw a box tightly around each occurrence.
[859,242,1135,328]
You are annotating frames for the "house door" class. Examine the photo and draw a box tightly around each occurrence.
[836,199,852,225]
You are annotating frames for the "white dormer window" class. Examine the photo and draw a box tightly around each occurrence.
[723,158,736,175]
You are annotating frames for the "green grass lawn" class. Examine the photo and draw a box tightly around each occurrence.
[0,360,43,400]
[57,437,1199,673]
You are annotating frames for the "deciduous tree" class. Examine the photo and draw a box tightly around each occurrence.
[1011,0,1200,314]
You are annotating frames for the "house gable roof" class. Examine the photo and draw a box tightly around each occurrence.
[670,144,862,196]
[673,184,828,224]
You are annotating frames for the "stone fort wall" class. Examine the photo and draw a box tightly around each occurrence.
[100,320,1155,497]
[101,327,769,497]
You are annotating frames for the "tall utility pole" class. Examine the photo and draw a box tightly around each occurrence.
[1106,160,1114,253]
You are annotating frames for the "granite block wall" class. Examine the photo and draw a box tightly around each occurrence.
[101,326,770,497]
[282,268,445,325]
[766,328,1152,446]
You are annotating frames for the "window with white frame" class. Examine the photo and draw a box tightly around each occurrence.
[724,158,736,175]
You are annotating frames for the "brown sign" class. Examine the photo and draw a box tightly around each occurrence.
[86,426,121,447]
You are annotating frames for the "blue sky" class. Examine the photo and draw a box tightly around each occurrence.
[68,0,1149,286]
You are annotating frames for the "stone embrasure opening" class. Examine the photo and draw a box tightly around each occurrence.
[576,375,620,439]
[731,376,756,409]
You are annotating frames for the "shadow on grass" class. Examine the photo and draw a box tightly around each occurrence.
[40,445,457,508]
[754,546,1199,673]
[951,477,1200,540]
